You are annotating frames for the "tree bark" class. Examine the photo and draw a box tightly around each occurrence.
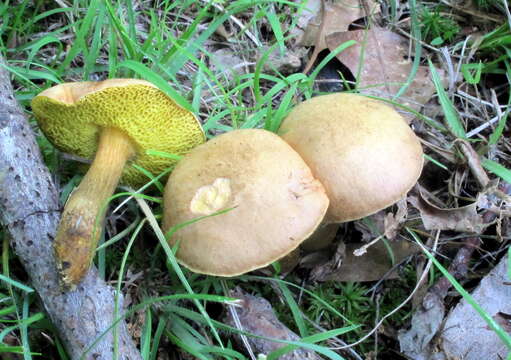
[0,56,142,359]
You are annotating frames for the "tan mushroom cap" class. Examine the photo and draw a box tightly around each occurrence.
[279,93,423,223]
[163,129,329,276]
[32,78,205,186]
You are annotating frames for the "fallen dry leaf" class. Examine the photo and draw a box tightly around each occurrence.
[354,200,408,242]
[300,0,380,50]
[491,312,511,334]
[384,198,408,240]
[398,291,446,359]
[409,191,486,233]
[440,256,511,360]
[311,240,419,282]
[399,237,481,360]
[290,0,321,44]
[224,287,321,360]
[325,28,442,118]
[209,48,247,83]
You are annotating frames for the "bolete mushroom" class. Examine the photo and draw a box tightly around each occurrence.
[162,129,329,276]
[279,93,423,248]
[32,79,205,288]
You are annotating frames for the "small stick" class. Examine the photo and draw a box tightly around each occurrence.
[456,139,490,189]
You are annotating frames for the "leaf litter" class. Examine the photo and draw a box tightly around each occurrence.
[298,0,380,50]
[440,256,511,360]
[325,28,443,119]
[9,0,511,359]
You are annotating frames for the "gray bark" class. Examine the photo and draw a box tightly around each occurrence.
[0,56,142,359]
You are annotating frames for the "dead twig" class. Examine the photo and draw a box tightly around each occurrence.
[456,139,490,189]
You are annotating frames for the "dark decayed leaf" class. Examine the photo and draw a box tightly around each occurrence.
[310,240,419,282]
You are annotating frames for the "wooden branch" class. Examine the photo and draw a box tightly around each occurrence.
[0,56,142,359]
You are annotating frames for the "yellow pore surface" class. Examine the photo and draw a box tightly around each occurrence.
[31,79,205,186]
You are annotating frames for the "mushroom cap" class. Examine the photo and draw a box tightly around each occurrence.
[31,79,205,186]
[163,129,329,276]
[279,93,423,223]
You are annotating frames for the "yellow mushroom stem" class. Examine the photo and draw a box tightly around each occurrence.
[54,127,135,289]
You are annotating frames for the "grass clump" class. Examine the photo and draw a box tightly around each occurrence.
[419,5,460,45]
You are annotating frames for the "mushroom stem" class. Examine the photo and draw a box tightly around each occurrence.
[54,127,135,289]
[301,223,340,252]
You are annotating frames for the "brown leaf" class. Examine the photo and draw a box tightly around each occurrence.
[224,288,321,360]
[354,199,408,242]
[290,0,321,44]
[384,198,408,240]
[491,312,511,334]
[301,0,380,50]
[440,256,511,359]
[316,240,419,282]
[326,28,441,119]
[354,211,385,242]
[409,191,486,233]
[398,292,446,358]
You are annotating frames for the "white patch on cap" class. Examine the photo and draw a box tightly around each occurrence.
[190,178,232,215]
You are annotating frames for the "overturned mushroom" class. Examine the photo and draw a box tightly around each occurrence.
[32,79,205,289]
[162,129,329,276]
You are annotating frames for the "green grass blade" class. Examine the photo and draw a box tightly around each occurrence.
[278,281,308,337]
[83,2,106,79]
[267,326,358,360]
[149,316,168,360]
[115,60,192,111]
[0,274,34,293]
[393,0,421,99]
[104,0,138,61]
[20,295,32,360]
[428,59,466,138]
[309,40,357,86]
[423,154,448,170]
[58,0,98,72]
[265,5,285,55]
[482,159,511,183]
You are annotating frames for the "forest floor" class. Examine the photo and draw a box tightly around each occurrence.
[1,0,511,359]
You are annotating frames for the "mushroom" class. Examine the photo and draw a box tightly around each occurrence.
[162,129,329,276]
[32,79,205,288]
[279,93,423,248]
